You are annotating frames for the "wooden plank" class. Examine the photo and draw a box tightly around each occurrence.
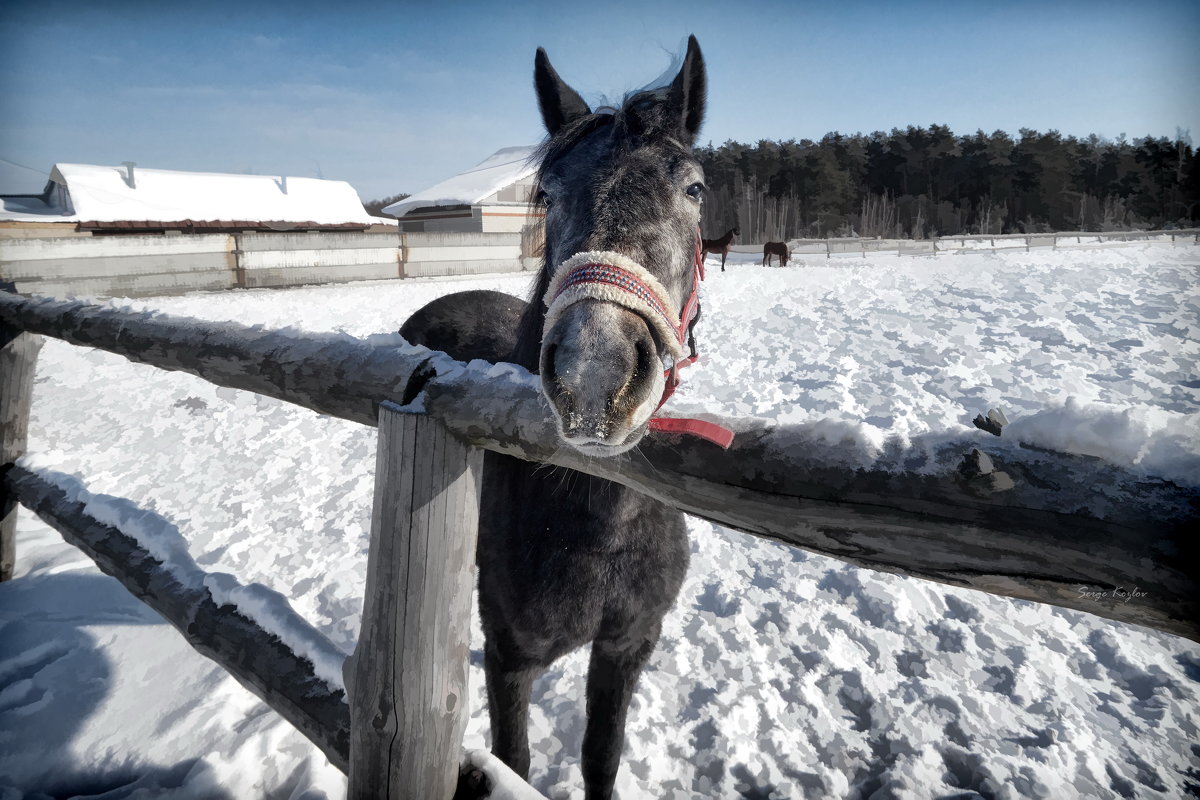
[789,243,829,255]
[402,232,520,248]
[242,263,399,288]
[10,271,236,299]
[0,293,1194,639]
[403,245,522,263]
[414,365,1199,643]
[403,260,525,277]
[0,327,41,580]
[2,252,235,281]
[0,222,90,240]
[0,233,232,261]
[239,249,399,270]
[346,404,481,799]
[236,232,399,253]
[3,464,351,767]
[0,292,424,426]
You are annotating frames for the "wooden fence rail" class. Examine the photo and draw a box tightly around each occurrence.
[729,228,1200,257]
[3,463,352,769]
[2,291,1195,636]
[1,289,1197,796]
[0,230,537,298]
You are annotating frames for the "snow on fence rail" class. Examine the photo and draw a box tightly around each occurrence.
[1,291,1196,797]
[731,228,1200,259]
[0,230,535,298]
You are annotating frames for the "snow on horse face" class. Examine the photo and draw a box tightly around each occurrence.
[530,38,708,456]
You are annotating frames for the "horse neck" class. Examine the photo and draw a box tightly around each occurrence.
[504,261,649,530]
[509,268,553,371]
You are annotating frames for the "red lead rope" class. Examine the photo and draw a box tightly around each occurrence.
[644,229,735,449]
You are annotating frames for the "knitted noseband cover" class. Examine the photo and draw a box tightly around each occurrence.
[543,250,687,362]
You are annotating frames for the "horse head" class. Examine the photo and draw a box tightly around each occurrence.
[528,36,707,457]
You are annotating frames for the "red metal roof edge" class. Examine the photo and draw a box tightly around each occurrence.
[75,219,374,231]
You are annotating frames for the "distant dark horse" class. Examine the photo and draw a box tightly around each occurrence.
[701,226,739,271]
[401,37,710,800]
[763,241,790,266]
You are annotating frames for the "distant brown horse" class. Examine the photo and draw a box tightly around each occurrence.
[762,241,790,266]
[701,226,739,271]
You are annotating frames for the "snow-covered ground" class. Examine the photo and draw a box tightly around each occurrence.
[2,243,1198,799]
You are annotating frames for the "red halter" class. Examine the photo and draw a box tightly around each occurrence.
[545,228,734,449]
[644,229,734,448]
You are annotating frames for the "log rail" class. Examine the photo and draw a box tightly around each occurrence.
[1,289,1197,797]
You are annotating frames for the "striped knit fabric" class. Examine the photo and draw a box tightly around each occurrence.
[543,250,687,362]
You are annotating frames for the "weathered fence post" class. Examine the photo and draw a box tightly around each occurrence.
[0,324,42,581]
[345,401,483,799]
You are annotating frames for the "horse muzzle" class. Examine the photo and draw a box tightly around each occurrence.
[540,298,667,454]
[537,245,735,455]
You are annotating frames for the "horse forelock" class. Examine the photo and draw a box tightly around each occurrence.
[532,84,694,187]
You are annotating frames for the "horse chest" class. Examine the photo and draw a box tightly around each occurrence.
[478,457,689,655]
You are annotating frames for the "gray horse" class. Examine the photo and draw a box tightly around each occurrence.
[403,36,709,800]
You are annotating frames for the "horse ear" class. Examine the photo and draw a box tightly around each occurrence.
[534,48,591,136]
[667,35,706,146]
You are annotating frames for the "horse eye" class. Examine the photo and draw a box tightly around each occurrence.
[685,182,705,200]
[536,190,552,208]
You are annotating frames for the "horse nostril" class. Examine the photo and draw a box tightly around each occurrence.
[634,337,655,385]
[541,341,579,416]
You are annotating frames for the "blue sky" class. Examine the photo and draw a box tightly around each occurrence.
[2,0,1197,203]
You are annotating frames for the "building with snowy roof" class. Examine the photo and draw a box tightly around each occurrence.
[384,146,543,233]
[0,162,389,237]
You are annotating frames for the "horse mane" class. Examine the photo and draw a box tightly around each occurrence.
[532,113,616,183]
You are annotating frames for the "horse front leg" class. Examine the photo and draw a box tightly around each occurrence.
[581,627,660,800]
[484,642,541,780]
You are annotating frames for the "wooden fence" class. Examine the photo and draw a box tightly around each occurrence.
[730,228,1200,259]
[0,230,539,298]
[4,229,1195,300]
[1,290,1196,797]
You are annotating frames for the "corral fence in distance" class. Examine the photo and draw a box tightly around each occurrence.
[731,228,1200,260]
[0,230,542,299]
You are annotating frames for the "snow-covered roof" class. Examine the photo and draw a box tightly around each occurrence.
[0,193,68,222]
[383,146,538,217]
[0,163,376,226]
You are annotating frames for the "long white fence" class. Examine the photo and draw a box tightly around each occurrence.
[732,229,1200,260]
[3,228,1197,299]
[0,230,538,298]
